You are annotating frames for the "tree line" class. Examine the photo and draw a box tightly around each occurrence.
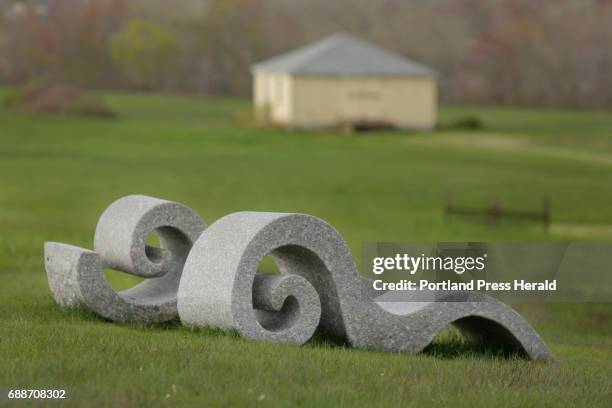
[1,0,611,109]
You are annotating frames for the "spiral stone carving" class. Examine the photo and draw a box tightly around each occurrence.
[45,195,554,360]
[178,212,555,361]
[44,195,206,323]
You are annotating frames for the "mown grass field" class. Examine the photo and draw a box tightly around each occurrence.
[1,90,611,406]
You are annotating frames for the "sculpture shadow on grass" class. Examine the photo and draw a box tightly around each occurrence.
[56,302,528,361]
[422,326,528,360]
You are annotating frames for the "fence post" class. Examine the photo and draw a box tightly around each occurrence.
[543,195,551,230]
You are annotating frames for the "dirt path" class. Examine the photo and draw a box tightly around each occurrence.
[407,134,612,167]
[550,223,612,239]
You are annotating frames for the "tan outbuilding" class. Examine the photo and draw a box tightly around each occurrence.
[251,33,437,130]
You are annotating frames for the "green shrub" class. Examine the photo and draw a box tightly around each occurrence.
[3,80,117,118]
[437,115,484,131]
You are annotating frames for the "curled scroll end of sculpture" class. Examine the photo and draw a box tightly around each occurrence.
[93,194,206,279]
[44,195,206,323]
[177,211,346,346]
[249,273,322,345]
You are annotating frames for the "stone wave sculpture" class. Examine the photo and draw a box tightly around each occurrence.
[45,195,554,361]
[44,195,206,322]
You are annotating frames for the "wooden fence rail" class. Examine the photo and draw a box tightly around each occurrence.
[444,194,550,229]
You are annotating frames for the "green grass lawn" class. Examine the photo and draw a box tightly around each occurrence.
[0,91,611,406]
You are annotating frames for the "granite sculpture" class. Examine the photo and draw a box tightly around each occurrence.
[177,212,554,360]
[44,195,206,322]
[46,195,554,360]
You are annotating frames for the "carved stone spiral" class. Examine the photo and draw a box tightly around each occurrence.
[178,211,554,360]
[44,195,205,323]
[46,195,555,360]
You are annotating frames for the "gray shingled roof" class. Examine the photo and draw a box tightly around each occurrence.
[251,33,434,77]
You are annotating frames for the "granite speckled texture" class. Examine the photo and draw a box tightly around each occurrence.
[178,212,554,361]
[45,196,554,360]
[44,195,206,323]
